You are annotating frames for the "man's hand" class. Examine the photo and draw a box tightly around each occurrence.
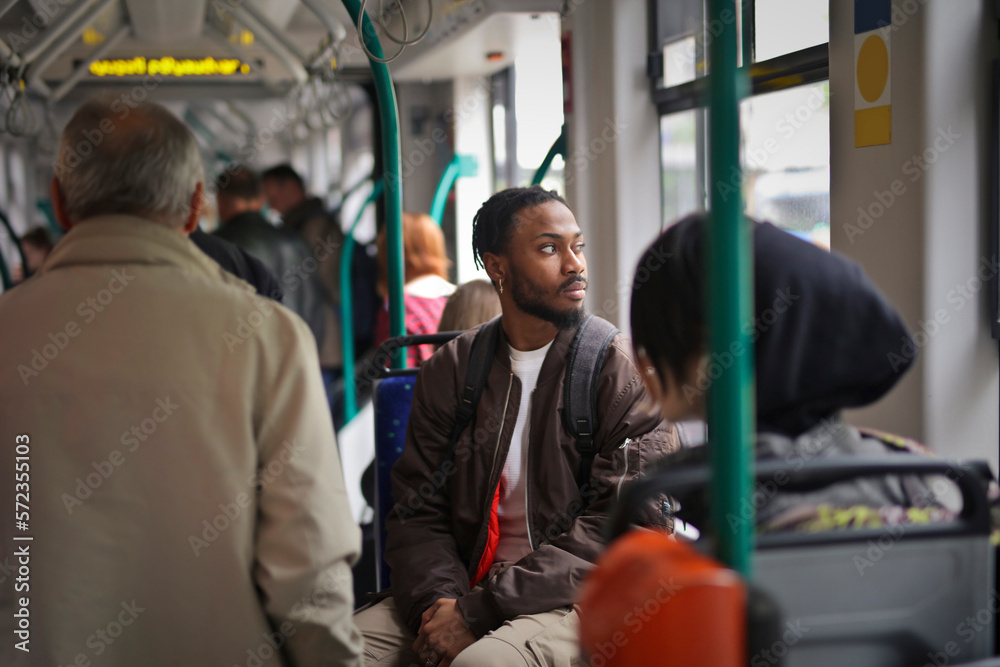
[412,598,477,667]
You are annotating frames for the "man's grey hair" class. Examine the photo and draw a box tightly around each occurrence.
[55,96,204,227]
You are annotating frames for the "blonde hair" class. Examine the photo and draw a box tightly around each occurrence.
[376,212,451,296]
[437,279,502,332]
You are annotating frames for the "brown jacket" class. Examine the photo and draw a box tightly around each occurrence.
[384,319,678,637]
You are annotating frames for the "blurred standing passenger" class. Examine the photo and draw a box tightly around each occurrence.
[215,165,327,347]
[12,226,54,281]
[261,163,346,397]
[0,97,363,667]
[373,212,455,366]
[189,225,285,302]
[436,278,501,333]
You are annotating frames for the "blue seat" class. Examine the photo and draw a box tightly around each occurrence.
[369,331,463,591]
[372,372,418,590]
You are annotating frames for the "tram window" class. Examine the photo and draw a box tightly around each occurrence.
[660,109,704,226]
[740,81,830,247]
[663,36,699,88]
[754,0,829,63]
[653,0,830,246]
[513,22,564,192]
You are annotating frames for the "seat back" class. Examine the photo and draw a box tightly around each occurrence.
[369,331,463,590]
[607,457,996,667]
[372,372,418,590]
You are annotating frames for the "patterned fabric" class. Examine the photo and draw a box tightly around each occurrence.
[373,294,449,367]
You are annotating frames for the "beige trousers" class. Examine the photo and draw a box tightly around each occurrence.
[354,596,584,667]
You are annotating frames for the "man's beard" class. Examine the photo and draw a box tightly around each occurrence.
[510,271,586,330]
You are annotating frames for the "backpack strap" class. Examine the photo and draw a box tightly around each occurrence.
[443,316,502,467]
[563,314,620,490]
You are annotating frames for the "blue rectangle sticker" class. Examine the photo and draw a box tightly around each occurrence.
[855,0,891,34]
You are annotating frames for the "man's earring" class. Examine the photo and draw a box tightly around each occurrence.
[498,278,503,294]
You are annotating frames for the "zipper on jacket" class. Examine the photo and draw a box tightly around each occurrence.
[490,370,515,475]
[616,437,633,500]
[524,389,535,552]
[471,368,514,580]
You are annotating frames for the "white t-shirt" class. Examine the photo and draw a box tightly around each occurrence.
[494,339,553,564]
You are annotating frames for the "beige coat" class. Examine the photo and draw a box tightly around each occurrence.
[0,217,363,666]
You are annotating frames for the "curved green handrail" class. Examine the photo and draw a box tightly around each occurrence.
[530,124,567,186]
[430,154,478,225]
[0,244,12,289]
[430,156,461,225]
[341,0,405,369]
[0,208,28,287]
[707,0,754,577]
[340,178,385,424]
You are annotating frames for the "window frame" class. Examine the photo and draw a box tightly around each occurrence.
[650,0,831,231]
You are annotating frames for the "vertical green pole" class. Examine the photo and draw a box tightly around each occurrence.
[341,0,406,369]
[707,0,754,577]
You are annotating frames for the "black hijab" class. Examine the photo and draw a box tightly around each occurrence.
[643,216,915,437]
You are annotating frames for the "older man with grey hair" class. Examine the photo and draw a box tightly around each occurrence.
[0,97,363,666]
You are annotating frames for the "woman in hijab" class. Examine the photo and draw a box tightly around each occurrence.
[629,213,940,532]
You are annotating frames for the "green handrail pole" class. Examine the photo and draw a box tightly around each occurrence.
[340,179,385,425]
[707,0,754,577]
[530,124,567,186]
[429,156,461,225]
[341,0,406,369]
[0,209,29,281]
[334,174,376,216]
[0,246,13,290]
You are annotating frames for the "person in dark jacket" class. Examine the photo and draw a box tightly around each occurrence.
[261,163,347,391]
[214,165,326,347]
[629,214,942,533]
[353,186,679,667]
[189,227,283,302]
